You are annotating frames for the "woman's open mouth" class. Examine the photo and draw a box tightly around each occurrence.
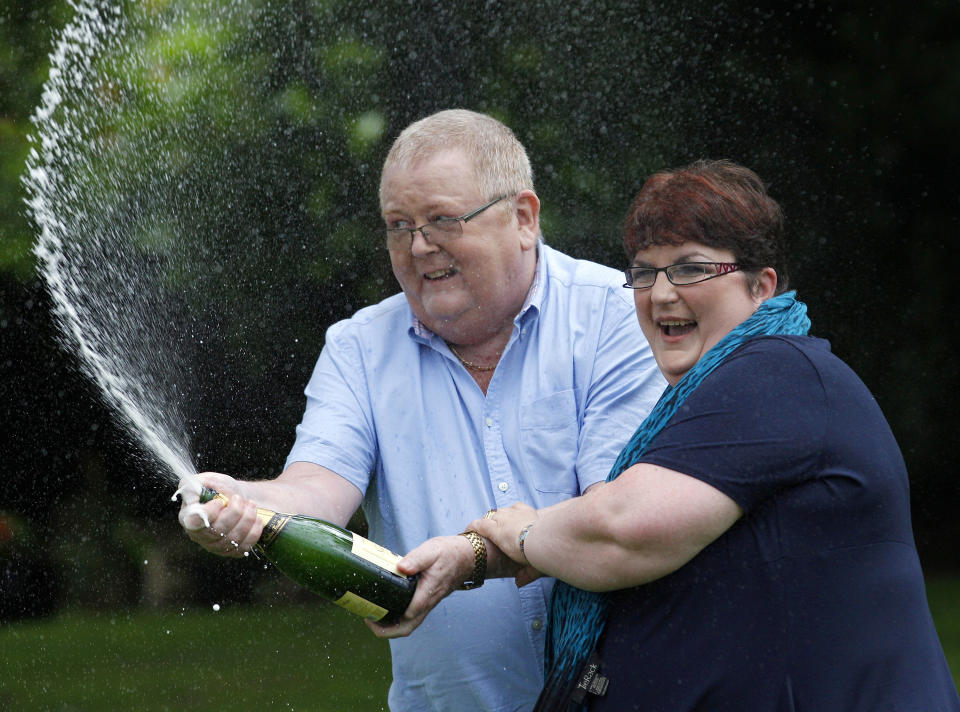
[659,319,696,338]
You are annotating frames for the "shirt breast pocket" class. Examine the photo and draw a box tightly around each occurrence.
[520,389,581,496]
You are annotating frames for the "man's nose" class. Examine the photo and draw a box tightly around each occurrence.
[410,228,438,256]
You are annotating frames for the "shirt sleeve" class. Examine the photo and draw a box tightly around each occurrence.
[575,286,667,489]
[639,337,827,512]
[284,320,378,493]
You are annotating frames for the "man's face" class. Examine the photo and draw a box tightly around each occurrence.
[380,149,538,343]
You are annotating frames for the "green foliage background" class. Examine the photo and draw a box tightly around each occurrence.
[1,0,958,623]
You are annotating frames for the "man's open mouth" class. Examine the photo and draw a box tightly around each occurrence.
[424,267,458,281]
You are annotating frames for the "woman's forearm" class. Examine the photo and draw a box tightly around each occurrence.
[477,464,743,592]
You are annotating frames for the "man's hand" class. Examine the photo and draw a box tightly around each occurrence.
[365,534,477,639]
[178,472,264,558]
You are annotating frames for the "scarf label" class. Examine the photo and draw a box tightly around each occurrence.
[570,651,609,703]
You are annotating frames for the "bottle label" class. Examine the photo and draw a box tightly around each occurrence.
[351,534,404,575]
[258,512,290,547]
[334,591,388,621]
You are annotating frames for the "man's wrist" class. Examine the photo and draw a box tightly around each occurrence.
[458,531,487,590]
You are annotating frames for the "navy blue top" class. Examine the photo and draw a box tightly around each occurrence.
[591,336,959,711]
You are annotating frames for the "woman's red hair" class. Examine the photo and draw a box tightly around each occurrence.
[623,159,790,294]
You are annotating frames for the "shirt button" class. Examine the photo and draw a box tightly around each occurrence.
[485,417,494,427]
[532,619,543,630]
[498,482,509,492]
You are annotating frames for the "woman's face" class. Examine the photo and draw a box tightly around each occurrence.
[631,241,776,386]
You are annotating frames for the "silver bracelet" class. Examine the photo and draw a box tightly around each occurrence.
[518,523,535,563]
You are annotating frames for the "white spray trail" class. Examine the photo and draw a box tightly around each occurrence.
[24,0,201,496]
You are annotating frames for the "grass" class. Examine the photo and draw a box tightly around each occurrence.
[1,576,958,711]
[928,575,960,685]
[0,603,392,711]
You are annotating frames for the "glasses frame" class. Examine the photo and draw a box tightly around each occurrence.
[622,261,743,289]
[385,195,510,249]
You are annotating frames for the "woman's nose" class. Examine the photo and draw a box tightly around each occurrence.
[649,271,678,302]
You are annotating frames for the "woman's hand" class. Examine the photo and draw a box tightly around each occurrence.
[468,503,543,588]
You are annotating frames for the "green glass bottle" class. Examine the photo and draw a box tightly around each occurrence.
[199,488,416,622]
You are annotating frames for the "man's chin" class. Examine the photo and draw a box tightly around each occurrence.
[416,291,470,318]
[413,303,465,330]
[421,311,469,335]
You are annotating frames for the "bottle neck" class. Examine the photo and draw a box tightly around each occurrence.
[199,487,277,528]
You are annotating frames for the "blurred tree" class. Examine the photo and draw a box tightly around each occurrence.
[0,0,956,623]
[1,0,71,278]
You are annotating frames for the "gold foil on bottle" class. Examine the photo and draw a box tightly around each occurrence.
[258,512,290,547]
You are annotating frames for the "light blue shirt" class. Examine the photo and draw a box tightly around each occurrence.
[286,242,666,712]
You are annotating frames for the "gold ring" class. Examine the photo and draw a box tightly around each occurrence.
[482,509,497,520]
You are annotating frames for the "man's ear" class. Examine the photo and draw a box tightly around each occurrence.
[514,189,540,251]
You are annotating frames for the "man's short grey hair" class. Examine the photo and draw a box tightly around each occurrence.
[379,109,535,208]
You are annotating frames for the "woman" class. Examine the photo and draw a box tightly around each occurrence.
[466,160,960,710]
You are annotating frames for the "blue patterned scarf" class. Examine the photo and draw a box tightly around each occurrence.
[535,291,811,711]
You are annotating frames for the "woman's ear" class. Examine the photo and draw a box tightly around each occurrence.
[753,267,778,301]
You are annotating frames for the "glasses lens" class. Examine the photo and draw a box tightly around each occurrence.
[667,263,713,284]
[423,218,462,242]
[385,219,463,249]
[386,229,408,250]
[625,268,655,288]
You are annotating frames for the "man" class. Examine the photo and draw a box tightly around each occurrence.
[179,109,665,711]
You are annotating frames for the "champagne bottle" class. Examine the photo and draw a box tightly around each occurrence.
[199,488,416,622]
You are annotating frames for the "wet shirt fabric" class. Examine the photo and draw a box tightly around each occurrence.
[591,335,960,712]
[285,242,667,712]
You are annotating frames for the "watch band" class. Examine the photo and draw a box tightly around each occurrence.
[458,530,487,590]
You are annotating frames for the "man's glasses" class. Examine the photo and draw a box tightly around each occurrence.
[385,195,510,250]
[623,262,742,289]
